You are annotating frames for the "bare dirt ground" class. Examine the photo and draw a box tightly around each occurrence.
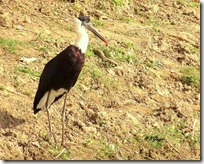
[0,0,200,160]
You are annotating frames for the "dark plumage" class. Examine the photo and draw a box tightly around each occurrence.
[33,45,84,114]
[33,15,107,146]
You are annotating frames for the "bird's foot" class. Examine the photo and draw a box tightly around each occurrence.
[61,141,66,147]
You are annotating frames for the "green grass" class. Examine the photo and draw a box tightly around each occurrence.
[0,37,23,54]
[97,141,118,159]
[15,66,41,79]
[83,138,94,146]
[189,2,200,8]
[179,66,200,87]
[111,0,125,6]
[64,26,74,32]
[0,84,5,91]
[38,45,53,52]
[93,19,105,27]
[149,16,159,26]
[119,16,133,23]
[152,27,163,34]
[177,0,199,7]
[145,59,163,69]
[49,144,70,160]
[90,66,104,79]
[126,113,200,159]
[144,134,165,148]
[31,33,62,53]
[184,43,199,54]
[86,48,94,57]
[101,45,138,64]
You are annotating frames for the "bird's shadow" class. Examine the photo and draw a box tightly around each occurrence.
[0,110,25,129]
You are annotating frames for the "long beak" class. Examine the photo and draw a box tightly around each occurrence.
[83,22,108,45]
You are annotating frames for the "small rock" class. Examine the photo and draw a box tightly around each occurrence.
[79,84,89,91]
[19,57,37,63]
[195,94,200,100]
[88,104,99,112]
[126,112,140,125]
[44,29,51,35]
[0,15,6,26]
[107,69,115,76]
[175,82,183,90]
[170,20,176,25]
[115,69,123,76]
[68,134,73,141]
[152,5,159,13]
[3,131,17,137]
[98,111,108,119]
[82,127,97,134]
[23,17,32,23]
[183,84,191,91]
[73,120,85,128]
[14,25,24,30]
[31,141,40,148]
[79,101,86,109]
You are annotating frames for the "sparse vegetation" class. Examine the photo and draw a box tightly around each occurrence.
[177,0,200,7]
[184,43,199,54]
[49,144,70,160]
[112,0,124,6]
[0,0,200,160]
[0,84,5,91]
[97,141,118,159]
[0,37,23,54]
[119,16,133,23]
[180,66,200,87]
[145,59,163,69]
[15,66,41,79]
[102,45,138,64]
[90,66,104,79]
[93,19,105,27]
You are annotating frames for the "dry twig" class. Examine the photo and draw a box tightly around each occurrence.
[54,148,66,159]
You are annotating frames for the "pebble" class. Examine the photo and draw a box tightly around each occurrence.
[125,112,140,125]
[31,141,40,148]
[23,17,32,23]
[14,25,23,30]
[19,57,37,64]
[82,127,97,134]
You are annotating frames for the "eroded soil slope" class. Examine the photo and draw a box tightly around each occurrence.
[0,0,200,160]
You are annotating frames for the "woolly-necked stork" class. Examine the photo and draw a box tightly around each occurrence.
[33,15,108,145]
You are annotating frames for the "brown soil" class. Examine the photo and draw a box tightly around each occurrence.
[0,0,200,160]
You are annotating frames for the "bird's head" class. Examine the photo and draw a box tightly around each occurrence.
[74,15,108,45]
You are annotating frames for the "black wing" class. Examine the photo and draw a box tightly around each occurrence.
[33,45,85,114]
[33,56,59,114]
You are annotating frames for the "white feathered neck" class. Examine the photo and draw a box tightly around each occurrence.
[74,18,89,53]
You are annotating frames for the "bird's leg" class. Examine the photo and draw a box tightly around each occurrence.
[61,92,68,146]
[46,108,57,144]
[45,91,57,144]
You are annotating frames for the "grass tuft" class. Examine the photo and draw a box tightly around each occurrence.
[101,45,138,64]
[49,144,70,160]
[0,37,23,54]
[179,66,200,87]
[15,66,41,79]
[112,0,125,6]
[93,19,105,27]
[0,84,5,91]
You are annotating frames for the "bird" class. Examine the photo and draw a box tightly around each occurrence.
[33,14,108,146]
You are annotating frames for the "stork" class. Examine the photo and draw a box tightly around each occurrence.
[33,15,108,146]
